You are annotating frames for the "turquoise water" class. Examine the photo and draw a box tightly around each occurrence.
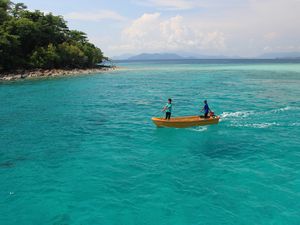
[1,60,300,225]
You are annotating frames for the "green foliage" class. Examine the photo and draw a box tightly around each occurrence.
[30,44,60,69]
[0,0,11,24]
[0,0,104,71]
[11,2,26,18]
[58,42,85,68]
[0,28,20,70]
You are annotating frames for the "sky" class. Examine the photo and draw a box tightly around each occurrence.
[20,0,300,58]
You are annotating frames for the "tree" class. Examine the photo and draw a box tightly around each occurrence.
[80,42,103,67]
[68,30,87,44]
[0,0,11,24]
[0,29,19,70]
[58,42,85,68]
[4,18,38,58]
[10,2,26,18]
[30,44,60,69]
[0,0,104,72]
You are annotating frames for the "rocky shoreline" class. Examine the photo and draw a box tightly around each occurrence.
[0,67,117,81]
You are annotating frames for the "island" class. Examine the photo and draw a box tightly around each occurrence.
[0,0,114,80]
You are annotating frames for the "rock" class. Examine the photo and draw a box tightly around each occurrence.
[0,67,117,81]
[4,76,13,81]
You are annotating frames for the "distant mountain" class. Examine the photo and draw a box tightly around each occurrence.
[124,53,237,60]
[127,53,184,60]
[111,53,135,60]
[186,54,232,59]
[258,52,300,59]
[114,52,300,61]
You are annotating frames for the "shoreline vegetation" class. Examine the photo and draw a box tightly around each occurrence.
[0,0,110,80]
[0,66,118,81]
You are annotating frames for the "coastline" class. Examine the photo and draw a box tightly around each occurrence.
[0,67,117,81]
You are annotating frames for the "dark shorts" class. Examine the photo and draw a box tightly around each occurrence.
[204,112,209,118]
[165,112,171,120]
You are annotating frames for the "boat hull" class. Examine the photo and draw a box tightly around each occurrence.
[152,116,220,128]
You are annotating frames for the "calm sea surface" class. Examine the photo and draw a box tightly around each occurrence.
[0,60,300,225]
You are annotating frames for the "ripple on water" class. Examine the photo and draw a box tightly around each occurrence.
[0,60,300,224]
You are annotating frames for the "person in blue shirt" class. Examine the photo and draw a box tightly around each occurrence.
[162,98,172,120]
[201,100,210,118]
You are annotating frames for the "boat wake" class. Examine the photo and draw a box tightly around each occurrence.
[221,106,298,119]
[230,122,279,129]
[220,106,299,129]
[220,111,254,119]
[289,122,300,127]
[190,126,208,132]
[269,106,300,113]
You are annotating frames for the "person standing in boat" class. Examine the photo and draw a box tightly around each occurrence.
[162,98,172,120]
[201,100,211,118]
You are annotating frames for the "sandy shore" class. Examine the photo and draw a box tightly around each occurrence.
[0,67,117,81]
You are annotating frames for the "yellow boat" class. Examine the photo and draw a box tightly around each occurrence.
[152,115,220,128]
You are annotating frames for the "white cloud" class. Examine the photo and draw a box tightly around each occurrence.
[146,0,196,10]
[111,13,226,53]
[263,32,279,40]
[64,10,126,22]
[131,0,194,10]
[123,13,161,39]
[179,0,300,56]
[94,0,300,57]
[159,15,225,50]
[133,0,245,11]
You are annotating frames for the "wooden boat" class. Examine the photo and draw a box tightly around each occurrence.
[152,115,220,128]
